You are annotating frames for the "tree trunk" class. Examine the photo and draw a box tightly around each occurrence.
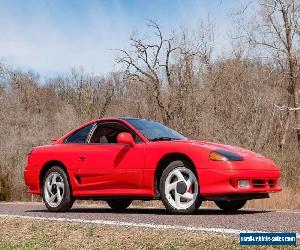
[293,80,300,143]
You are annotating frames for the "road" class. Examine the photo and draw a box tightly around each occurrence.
[0,202,299,236]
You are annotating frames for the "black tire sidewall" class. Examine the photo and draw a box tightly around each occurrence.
[160,160,202,214]
[42,166,74,212]
[106,199,132,210]
[215,200,247,212]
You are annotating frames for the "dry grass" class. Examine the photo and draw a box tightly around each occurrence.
[247,187,300,210]
[0,217,296,250]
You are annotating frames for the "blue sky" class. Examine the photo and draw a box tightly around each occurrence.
[0,0,241,77]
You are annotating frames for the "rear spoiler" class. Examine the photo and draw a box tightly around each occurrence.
[51,138,59,143]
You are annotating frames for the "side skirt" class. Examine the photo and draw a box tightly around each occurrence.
[75,196,156,201]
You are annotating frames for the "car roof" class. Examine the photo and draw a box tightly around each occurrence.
[57,116,149,144]
[118,116,145,120]
[99,116,153,122]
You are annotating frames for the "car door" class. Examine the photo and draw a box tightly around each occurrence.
[75,121,146,196]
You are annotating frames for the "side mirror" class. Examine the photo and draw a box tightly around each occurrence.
[117,132,135,147]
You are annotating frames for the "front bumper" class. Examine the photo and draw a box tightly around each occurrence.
[198,169,281,198]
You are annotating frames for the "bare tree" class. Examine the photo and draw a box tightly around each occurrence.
[57,68,118,121]
[98,73,119,118]
[235,0,300,148]
[117,21,177,124]
[117,20,214,125]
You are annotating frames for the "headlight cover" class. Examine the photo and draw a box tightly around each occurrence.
[209,149,244,161]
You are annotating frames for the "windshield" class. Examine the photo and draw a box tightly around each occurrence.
[124,118,186,141]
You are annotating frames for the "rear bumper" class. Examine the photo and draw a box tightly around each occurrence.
[198,169,281,197]
[24,169,40,194]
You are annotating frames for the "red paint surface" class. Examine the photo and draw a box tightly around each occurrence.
[24,117,281,199]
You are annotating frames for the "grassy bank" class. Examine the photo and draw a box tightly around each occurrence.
[246,187,300,210]
[0,217,296,250]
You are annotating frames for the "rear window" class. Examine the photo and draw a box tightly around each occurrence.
[64,123,95,143]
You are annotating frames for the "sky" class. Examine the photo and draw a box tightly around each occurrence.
[0,0,241,77]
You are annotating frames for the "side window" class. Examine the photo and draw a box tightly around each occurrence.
[89,122,142,144]
[65,123,95,143]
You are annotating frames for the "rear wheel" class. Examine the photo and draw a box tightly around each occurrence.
[107,199,132,210]
[215,200,247,212]
[42,166,74,212]
[160,160,202,214]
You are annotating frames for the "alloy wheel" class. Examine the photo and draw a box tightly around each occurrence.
[44,172,65,208]
[164,167,198,210]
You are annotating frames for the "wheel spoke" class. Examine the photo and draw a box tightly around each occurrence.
[185,179,192,190]
[185,173,195,190]
[48,193,57,203]
[56,182,64,189]
[174,170,185,182]
[46,182,52,194]
[51,173,58,184]
[174,192,182,207]
[180,192,193,200]
[57,190,62,203]
[166,181,177,193]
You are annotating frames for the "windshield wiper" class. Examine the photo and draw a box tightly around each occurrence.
[151,137,179,141]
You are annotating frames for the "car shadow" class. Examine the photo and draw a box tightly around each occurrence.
[26,207,270,216]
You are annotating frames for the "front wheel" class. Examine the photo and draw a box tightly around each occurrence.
[215,200,247,212]
[42,166,74,212]
[107,199,132,210]
[160,160,202,214]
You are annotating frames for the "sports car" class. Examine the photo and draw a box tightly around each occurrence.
[24,117,281,214]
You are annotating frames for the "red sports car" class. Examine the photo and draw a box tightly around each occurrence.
[24,117,281,214]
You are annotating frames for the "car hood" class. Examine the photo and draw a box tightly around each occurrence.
[194,141,262,158]
[181,140,278,170]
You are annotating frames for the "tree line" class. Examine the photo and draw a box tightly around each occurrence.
[0,0,299,202]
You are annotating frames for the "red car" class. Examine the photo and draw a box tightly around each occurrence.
[24,117,281,214]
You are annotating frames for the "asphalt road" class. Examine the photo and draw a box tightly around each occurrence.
[0,202,299,235]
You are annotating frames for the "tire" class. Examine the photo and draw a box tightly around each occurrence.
[106,199,132,210]
[215,200,247,212]
[42,166,74,212]
[160,160,202,214]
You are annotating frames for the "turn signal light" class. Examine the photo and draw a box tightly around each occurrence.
[209,150,244,161]
[209,151,229,161]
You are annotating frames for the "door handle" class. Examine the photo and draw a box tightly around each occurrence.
[78,156,87,161]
